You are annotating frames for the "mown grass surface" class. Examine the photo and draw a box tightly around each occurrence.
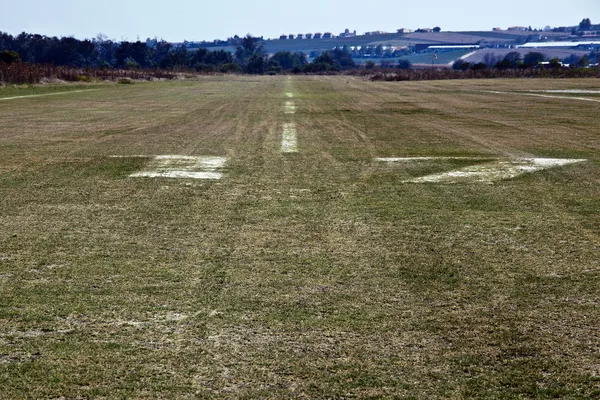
[0,77,599,398]
[0,84,101,99]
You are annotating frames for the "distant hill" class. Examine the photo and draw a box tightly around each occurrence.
[193,30,571,55]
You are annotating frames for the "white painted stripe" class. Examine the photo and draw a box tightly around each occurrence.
[482,90,600,103]
[122,155,229,180]
[376,157,490,162]
[285,101,296,114]
[282,123,298,153]
[130,171,223,180]
[529,90,600,94]
[110,155,151,158]
[154,155,228,169]
[0,89,98,101]
[155,155,202,160]
[401,158,586,184]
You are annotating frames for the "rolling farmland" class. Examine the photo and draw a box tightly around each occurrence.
[1,76,599,398]
[199,30,568,55]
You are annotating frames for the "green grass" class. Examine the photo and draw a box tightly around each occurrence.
[1,76,599,398]
[0,84,100,98]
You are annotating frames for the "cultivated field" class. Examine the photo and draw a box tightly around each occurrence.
[357,49,471,66]
[1,76,599,398]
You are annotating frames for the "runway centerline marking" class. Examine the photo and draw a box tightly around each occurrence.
[285,101,296,114]
[281,123,298,153]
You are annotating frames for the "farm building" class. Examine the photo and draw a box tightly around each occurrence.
[339,29,357,38]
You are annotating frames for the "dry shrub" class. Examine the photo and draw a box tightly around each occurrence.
[0,64,183,84]
[365,68,598,81]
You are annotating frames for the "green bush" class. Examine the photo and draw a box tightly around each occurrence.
[0,50,21,64]
[194,63,216,72]
[267,65,282,75]
[123,57,139,70]
[452,59,471,71]
[471,62,488,71]
[219,63,242,73]
[118,78,133,84]
[397,59,412,70]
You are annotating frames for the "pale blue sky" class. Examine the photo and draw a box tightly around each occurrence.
[1,0,597,42]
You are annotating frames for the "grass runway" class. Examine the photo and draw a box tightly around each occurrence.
[1,76,599,398]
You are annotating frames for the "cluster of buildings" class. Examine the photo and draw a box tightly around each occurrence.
[495,26,568,32]
[278,27,437,40]
[370,28,434,34]
[279,29,357,40]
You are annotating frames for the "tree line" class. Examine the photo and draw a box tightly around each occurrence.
[0,32,357,74]
[2,30,596,79]
[0,31,236,71]
[452,51,596,71]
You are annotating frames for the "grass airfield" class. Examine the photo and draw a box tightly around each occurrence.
[1,76,599,398]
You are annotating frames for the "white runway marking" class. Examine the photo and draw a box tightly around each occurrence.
[0,89,98,101]
[482,90,600,103]
[528,90,600,94]
[285,101,296,114]
[376,157,490,162]
[110,155,151,158]
[126,155,228,180]
[384,157,587,184]
[281,123,298,153]
[132,170,224,179]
